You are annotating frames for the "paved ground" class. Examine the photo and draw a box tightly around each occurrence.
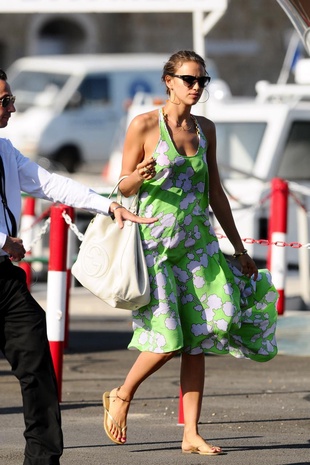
[1,274,310,465]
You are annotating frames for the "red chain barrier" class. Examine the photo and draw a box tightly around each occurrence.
[216,234,306,250]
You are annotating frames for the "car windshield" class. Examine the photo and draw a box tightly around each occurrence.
[216,122,266,179]
[11,70,70,112]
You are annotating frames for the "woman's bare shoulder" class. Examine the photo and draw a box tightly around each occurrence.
[194,114,215,133]
[129,108,160,134]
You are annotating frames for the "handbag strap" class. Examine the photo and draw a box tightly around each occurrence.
[108,176,129,198]
[108,176,139,214]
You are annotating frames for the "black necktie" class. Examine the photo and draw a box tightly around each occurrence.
[0,155,17,237]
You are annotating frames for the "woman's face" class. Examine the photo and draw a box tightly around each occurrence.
[166,60,207,106]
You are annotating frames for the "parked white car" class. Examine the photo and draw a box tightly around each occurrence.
[2,54,170,172]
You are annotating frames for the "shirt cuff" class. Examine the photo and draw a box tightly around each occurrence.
[0,231,7,250]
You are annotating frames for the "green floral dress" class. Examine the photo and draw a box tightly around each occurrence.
[128,108,278,362]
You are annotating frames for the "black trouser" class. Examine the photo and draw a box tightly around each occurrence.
[0,259,63,465]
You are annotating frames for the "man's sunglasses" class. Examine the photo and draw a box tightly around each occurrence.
[0,95,16,108]
[169,74,211,89]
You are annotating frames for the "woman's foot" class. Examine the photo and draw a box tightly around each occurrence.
[103,386,131,444]
[182,434,223,456]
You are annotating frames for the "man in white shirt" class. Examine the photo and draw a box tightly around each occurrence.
[0,68,156,465]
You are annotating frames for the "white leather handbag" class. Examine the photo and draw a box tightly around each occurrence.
[71,179,150,310]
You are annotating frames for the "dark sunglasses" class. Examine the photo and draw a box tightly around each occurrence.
[0,95,16,108]
[170,74,211,89]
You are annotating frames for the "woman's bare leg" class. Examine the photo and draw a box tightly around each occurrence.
[105,351,175,443]
[181,353,222,454]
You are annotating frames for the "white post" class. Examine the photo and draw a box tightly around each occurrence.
[193,10,205,58]
[297,197,310,308]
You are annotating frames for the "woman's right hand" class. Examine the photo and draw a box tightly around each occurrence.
[136,157,157,181]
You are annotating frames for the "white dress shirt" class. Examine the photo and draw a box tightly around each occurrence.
[0,137,112,253]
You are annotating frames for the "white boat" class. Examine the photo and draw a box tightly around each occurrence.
[105,0,310,266]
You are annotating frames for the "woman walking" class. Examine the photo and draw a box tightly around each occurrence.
[103,50,278,456]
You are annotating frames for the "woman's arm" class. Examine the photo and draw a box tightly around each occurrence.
[118,111,158,197]
[202,118,258,279]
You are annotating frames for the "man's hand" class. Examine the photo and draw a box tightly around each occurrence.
[109,202,158,229]
[2,236,26,262]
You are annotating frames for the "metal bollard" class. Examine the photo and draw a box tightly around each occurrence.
[46,204,71,401]
[267,178,289,315]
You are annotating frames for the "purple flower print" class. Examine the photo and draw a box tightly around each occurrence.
[207,241,219,256]
[193,275,205,289]
[184,214,192,226]
[215,319,229,331]
[172,265,189,283]
[176,168,194,192]
[156,141,170,165]
[153,272,167,300]
[223,282,234,296]
[196,181,205,193]
[206,294,223,311]
[154,301,170,316]
[163,229,186,249]
[191,323,209,336]
[181,294,194,305]
[180,193,196,210]
[175,156,186,166]
[165,314,180,330]
[151,213,176,238]
[222,301,235,317]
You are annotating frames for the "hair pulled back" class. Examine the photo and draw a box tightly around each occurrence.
[0,69,7,81]
[161,50,207,95]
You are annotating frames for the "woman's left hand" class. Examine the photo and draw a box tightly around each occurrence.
[238,254,258,281]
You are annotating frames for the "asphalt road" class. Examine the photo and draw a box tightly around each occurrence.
[1,278,310,465]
